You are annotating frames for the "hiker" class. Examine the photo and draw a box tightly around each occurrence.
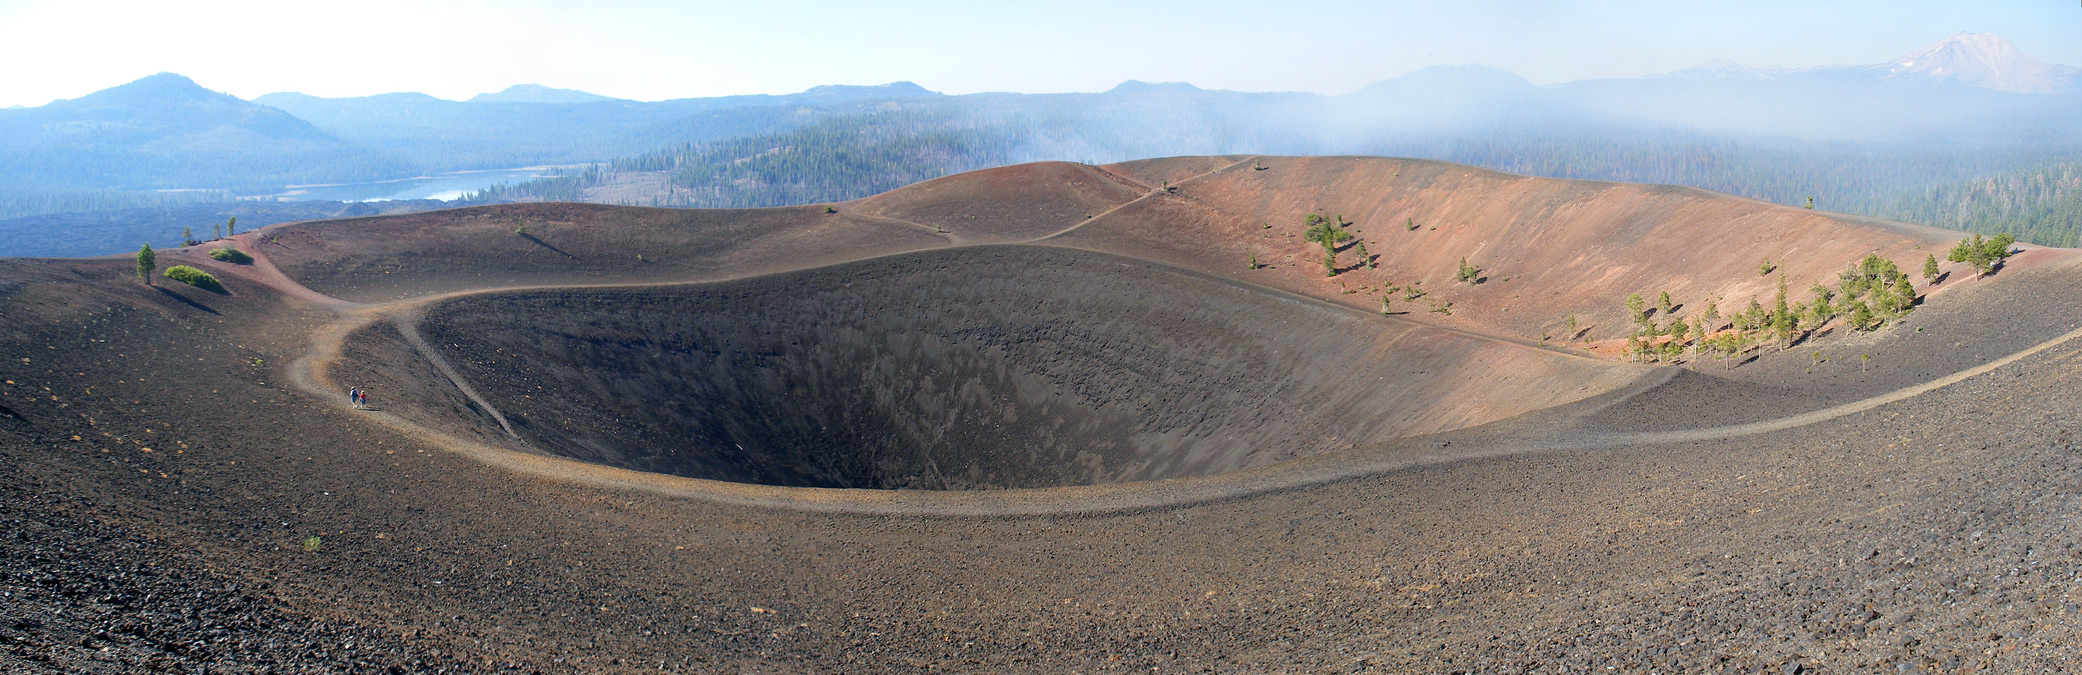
[358,388,368,409]
[348,386,362,409]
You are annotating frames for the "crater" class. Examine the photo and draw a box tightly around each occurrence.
[344,247,1635,490]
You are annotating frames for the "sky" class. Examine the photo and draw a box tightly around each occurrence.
[1,0,2078,107]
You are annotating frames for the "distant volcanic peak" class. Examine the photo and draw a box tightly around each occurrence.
[1884,32,2078,93]
[800,81,941,98]
[78,72,233,107]
[1107,80,1204,94]
[467,83,621,104]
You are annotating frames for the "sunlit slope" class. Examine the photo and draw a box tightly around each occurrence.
[850,161,1149,242]
[1068,155,1962,342]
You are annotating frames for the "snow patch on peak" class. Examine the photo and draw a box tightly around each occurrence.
[1883,32,2078,93]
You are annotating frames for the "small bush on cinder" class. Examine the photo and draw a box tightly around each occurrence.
[163,265,227,293]
[208,247,253,264]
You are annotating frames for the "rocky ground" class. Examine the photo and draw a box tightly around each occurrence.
[4,166,2081,672]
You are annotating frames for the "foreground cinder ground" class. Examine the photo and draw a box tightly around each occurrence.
[4,157,2081,673]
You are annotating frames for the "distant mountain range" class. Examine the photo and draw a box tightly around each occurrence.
[0,73,401,193]
[2,32,2080,256]
[4,32,2072,194]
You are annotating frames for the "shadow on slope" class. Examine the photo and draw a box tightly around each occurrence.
[334,247,1639,490]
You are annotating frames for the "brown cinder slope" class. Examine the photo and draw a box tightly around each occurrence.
[850,160,1149,242]
[1058,155,1960,341]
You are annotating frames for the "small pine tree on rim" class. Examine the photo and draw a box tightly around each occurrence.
[136,244,156,285]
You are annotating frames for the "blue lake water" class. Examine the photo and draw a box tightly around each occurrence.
[265,167,571,202]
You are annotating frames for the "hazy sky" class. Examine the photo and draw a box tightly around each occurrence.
[2,0,2078,107]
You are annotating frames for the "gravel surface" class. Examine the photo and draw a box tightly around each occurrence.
[4,194,2081,672]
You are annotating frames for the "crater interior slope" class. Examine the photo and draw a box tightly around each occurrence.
[4,156,2081,673]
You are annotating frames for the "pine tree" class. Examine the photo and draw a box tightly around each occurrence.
[136,244,155,285]
[1355,241,1373,269]
[1922,253,1940,281]
[1624,294,1646,326]
[1303,214,1350,253]
[1948,234,2015,278]
[1808,283,1834,322]
[225,217,237,236]
[1772,275,1791,326]
[1849,301,1875,331]
[180,227,195,246]
[1457,257,1480,284]
[1655,290,1672,318]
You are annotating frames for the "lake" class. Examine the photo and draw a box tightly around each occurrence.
[263,166,578,203]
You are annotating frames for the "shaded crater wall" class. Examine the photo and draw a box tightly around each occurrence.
[389,246,1634,489]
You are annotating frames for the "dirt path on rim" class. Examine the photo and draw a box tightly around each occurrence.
[253,213,2082,516]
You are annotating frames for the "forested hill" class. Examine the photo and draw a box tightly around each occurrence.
[1881,164,2082,247]
[0,74,409,193]
[468,101,2082,248]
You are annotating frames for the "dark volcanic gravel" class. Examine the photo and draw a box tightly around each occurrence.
[3,239,2082,672]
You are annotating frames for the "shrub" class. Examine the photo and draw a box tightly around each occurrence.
[163,265,226,293]
[208,247,253,264]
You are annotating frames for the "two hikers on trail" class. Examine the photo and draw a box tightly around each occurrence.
[348,386,367,409]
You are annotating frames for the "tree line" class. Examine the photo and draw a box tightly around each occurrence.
[1610,239,2015,365]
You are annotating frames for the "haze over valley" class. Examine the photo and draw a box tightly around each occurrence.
[5,31,2082,256]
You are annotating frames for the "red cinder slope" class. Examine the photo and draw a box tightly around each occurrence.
[1053,155,1962,344]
